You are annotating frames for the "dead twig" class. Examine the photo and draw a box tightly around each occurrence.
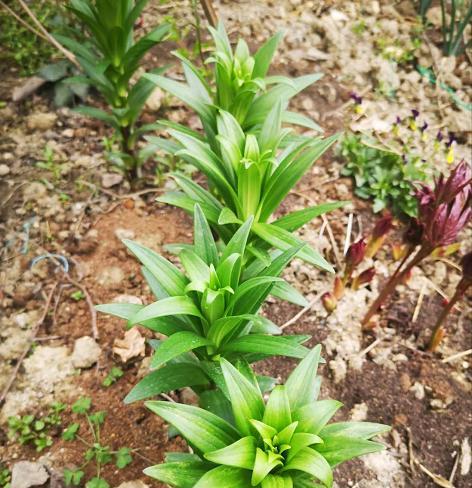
[199,0,218,26]
[281,289,328,330]
[442,348,472,363]
[0,283,58,406]
[358,337,382,358]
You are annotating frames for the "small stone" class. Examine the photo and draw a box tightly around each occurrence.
[115,481,150,488]
[11,461,49,488]
[115,228,135,241]
[23,182,47,202]
[12,76,47,102]
[113,294,143,305]
[101,172,123,188]
[410,382,425,400]
[62,128,74,138]
[98,266,125,288]
[0,164,10,176]
[145,87,165,111]
[26,113,57,131]
[350,402,368,422]
[461,438,471,476]
[71,336,101,369]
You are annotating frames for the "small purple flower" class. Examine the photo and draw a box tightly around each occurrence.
[350,92,363,105]
[436,130,444,142]
[446,133,456,148]
[411,109,419,119]
[420,121,428,132]
[395,116,402,125]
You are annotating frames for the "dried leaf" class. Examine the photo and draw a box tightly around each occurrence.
[113,328,146,363]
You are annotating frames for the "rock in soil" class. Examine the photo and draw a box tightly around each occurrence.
[10,461,49,488]
[71,336,101,369]
[0,163,10,176]
[115,481,150,488]
[101,172,123,188]
[26,113,57,131]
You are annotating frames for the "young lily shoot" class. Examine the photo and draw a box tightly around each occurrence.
[144,346,390,488]
[97,204,313,403]
[57,0,170,181]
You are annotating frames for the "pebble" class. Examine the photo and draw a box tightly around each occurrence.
[10,461,49,488]
[98,266,126,288]
[102,172,124,188]
[115,228,136,241]
[0,164,10,176]
[145,87,165,111]
[71,336,101,369]
[115,481,149,488]
[26,113,57,131]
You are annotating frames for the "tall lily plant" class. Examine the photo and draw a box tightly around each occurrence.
[144,346,389,487]
[147,23,342,270]
[97,205,313,405]
[57,0,170,181]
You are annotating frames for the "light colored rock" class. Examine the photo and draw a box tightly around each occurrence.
[26,113,57,131]
[0,164,10,176]
[71,336,101,369]
[62,128,74,138]
[12,76,47,102]
[14,311,39,329]
[461,438,471,476]
[362,449,406,487]
[101,172,123,188]
[115,228,135,241]
[145,87,165,111]
[98,266,125,288]
[113,294,142,305]
[11,461,49,488]
[23,182,47,202]
[115,481,150,488]
[350,402,368,421]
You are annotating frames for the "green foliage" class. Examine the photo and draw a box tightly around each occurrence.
[38,60,89,107]
[419,0,472,55]
[70,290,85,301]
[0,464,11,488]
[145,346,390,487]
[102,366,124,387]
[63,397,133,487]
[97,204,314,402]
[148,22,343,268]
[0,1,58,76]
[7,402,66,452]
[340,133,429,217]
[35,145,63,181]
[57,0,171,180]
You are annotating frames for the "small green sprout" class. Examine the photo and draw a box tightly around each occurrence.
[102,367,124,388]
[63,397,134,487]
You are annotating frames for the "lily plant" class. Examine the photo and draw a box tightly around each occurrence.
[144,346,389,487]
[362,161,471,327]
[97,205,313,404]
[154,103,341,270]
[145,22,341,270]
[57,0,170,181]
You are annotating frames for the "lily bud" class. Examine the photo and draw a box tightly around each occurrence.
[352,267,375,290]
[346,239,366,268]
[333,276,344,300]
[321,292,337,314]
[392,242,408,261]
[366,213,393,258]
